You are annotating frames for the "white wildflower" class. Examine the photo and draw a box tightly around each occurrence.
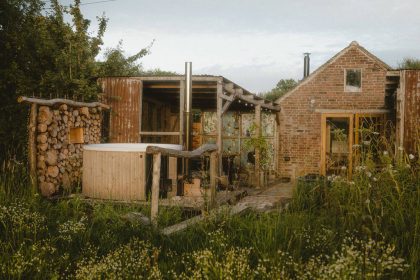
[408,154,415,160]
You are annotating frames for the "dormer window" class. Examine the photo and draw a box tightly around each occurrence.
[345,69,361,92]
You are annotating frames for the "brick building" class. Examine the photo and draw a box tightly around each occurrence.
[276,41,418,180]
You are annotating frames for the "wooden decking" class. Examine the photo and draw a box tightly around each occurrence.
[161,182,294,235]
[235,182,293,212]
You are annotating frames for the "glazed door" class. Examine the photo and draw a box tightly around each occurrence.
[321,114,354,178]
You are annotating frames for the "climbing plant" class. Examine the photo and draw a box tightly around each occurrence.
[242,123,271,171]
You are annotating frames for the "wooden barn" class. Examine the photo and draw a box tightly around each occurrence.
[99,73,281,190]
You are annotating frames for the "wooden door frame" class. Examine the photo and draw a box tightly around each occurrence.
[320,113,354,178]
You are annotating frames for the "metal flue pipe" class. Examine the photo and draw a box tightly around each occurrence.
[303,53,310,78]
[184,62,193,151]
[184,62,193,176]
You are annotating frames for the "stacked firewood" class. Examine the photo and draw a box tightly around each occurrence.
[35,104,102,196]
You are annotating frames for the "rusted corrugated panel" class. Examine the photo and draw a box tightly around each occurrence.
[99,78,142,143]
[404,71,420,154]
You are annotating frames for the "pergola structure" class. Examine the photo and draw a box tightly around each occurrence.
[99,75,281,187]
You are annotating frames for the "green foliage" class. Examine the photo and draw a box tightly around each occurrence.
[96,40,179,77]
[97,40,153,77]
[0,0,107,162]
[262,78,298,101]
[398,57,420,69]
[242,122,270,171]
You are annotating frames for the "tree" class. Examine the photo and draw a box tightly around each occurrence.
[398,57,420,69]
[97,40,178,77]
[97,40,152,77]
[0,0,106,161]
[262,79,298,101]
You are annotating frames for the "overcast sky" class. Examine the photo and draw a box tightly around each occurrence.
[60,0,420,92]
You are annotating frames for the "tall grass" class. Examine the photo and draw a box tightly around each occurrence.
[0,139,418,278]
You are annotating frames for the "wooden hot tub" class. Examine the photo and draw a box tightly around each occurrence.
[82,143,182,201]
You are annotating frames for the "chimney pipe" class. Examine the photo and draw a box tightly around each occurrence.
[303,53,310,78]
[184,62,192,152]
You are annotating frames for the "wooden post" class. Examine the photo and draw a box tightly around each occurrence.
[255,104,262,188]
[209,152,217,208]
[216,81,223,176]
[151,152,161,227]
[29,104,38,190]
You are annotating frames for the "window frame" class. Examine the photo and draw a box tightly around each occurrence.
[69,127,84,144]
[344,68,362,93]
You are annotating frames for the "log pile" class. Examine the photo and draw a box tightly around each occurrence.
[34,104,103,196]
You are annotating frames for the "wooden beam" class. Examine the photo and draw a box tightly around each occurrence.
[128,76,222,82]
[139,131,180,136]
[217,82,223,175]
[222,81,281,112]
[223,83,236,95]
[386,70,400,77]
[235,88,244,95]
[209,152,217,209]
[221,100,232,115]
[255,104,262,188]
[314,109,390,114]
[143,84,217,89]
[151,152,161,227]
[146,144,217,158]
[18,96,110,109]
[220,94,235,102]
[29,104,38,191]
[224,82,234,91]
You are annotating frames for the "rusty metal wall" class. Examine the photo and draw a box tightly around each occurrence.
[99,78,142,143]
[403,71,420,154]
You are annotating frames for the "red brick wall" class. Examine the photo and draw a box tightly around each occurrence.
[277,46,388,180]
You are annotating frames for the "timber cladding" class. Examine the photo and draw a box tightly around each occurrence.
[403,71,420,154]
[100,77,142,143]
[83,150,146,200]
[276,43,389,180]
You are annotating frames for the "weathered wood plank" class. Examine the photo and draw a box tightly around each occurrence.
[18,96,110,109]
[146,144,217,158]
[209,152,217,208]
[139,131,180,136]
[255,104,262,188]
[217,82,223,175]
[151,152,161,226]
[29,104,37,190]
[161,204,250,235]
[221,100,232,115]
